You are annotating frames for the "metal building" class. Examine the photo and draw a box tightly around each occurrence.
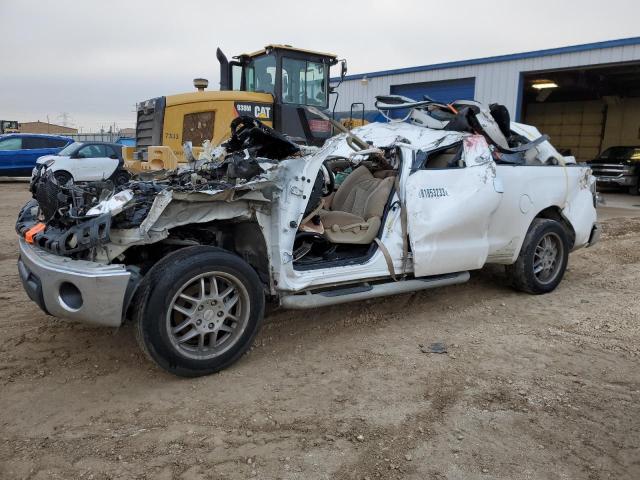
[333,37,640,161]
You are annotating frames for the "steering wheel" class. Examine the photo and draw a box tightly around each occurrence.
[321,159,335,196]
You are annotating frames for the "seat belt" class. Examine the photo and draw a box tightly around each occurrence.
[395,176,409,276]
[374,238,397,282]
[375,176,409,282]
[300,198,324,225]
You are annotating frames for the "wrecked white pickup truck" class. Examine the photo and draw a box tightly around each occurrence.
[16,99,599,376]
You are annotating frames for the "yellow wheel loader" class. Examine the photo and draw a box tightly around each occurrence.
[125,45,347,171]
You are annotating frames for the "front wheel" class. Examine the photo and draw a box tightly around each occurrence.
[628,177,640,196]
[53,170,73,185]
[134,246,265,377]
[111,170,130,186]
[506,218,570,294]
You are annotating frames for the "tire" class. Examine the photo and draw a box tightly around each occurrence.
[53,170,73,185]
[111,170,130,186]
[628,177,640,196]
[506,218,570,294]
[133,246,265,377]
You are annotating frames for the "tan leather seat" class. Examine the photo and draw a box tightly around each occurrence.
[320,166,394,245]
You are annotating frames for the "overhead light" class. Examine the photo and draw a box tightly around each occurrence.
[532,81,558,90]
[360,75,369,85]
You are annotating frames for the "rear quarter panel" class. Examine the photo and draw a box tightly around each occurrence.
[486,165,596,264]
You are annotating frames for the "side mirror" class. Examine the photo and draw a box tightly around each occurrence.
[340,60,348,79]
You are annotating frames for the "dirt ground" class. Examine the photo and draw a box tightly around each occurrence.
[0,182,638,480]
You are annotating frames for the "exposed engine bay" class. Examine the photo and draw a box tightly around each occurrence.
[17,117,305,259]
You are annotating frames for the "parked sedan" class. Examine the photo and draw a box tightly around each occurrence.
[33,141,130,185]
[0,134,73,176]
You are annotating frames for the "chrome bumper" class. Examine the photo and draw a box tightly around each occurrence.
[17,238,131,327]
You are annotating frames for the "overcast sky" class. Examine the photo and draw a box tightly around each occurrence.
[1,0,639,131]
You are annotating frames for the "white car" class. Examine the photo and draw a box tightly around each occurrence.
[33,141,130,185]
[17,101,599,377]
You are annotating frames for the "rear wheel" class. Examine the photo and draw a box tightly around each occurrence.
[134,246,265,377]
[506,218,569,294]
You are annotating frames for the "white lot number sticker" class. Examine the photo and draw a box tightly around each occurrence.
[418,187,450,199]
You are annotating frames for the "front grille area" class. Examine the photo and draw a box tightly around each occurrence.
[135,97,165,150]
[590,163,628,177]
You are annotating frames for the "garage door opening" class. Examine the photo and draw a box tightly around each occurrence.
[519,62,640,162]
[382,78,476,120]
[390,77,476,103]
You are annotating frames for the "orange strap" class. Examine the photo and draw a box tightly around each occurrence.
[25,223,45,243]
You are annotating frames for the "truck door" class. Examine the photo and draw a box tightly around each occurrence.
[404,136,502,277]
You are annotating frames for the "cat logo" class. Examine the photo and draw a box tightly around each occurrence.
[234,102,273,121]
[254,105,272,119]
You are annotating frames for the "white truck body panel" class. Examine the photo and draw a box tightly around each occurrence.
[405,136,502,276]
[260,122,596,292]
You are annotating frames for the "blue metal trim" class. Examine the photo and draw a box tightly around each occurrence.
[515,72,524,122]
[390,77,476,104]
[333,36,640,82]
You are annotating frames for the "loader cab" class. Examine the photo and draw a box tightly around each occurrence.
[219,45,342,144]
[130,45,346,169]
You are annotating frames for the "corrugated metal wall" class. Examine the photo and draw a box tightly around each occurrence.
[334,43,640,118]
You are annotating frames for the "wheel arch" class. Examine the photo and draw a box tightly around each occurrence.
[161,219,272,289]
[221,221,271,289]
[532,205,576,249]
[123,216,273,324]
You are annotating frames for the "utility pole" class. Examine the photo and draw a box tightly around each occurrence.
[58,112,73,128]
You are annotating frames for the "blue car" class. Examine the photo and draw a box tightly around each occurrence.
[0,133,74,176]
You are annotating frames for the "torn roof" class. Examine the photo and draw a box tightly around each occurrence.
[325,122,467,156]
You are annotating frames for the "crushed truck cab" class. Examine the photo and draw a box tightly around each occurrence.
[16,99,598,376]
